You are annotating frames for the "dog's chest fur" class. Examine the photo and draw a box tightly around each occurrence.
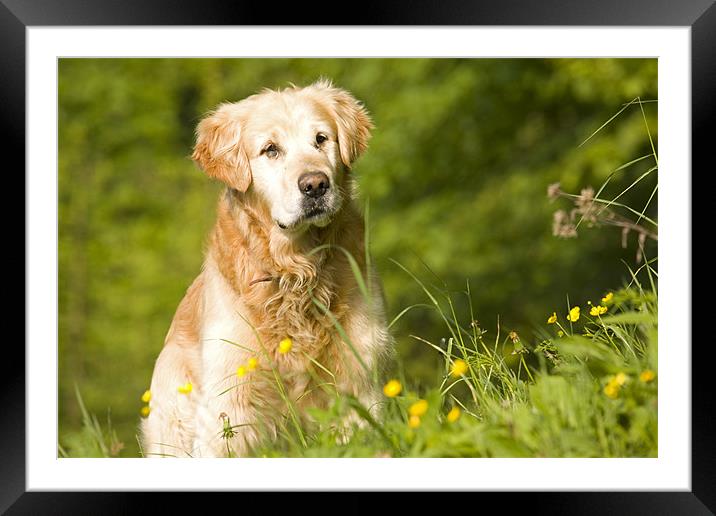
[207,192,364,385]
[250,256,347,363]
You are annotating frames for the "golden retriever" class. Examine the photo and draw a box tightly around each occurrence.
[140,80,392,457]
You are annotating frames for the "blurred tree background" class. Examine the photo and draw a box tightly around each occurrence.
[58,58,657,456]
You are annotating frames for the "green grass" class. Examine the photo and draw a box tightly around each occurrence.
[251,273,657,458]
[60,272,657,459]
[59,385,125,458]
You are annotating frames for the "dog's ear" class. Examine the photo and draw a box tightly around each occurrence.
[191,104,252,192]
[314,80,374,169]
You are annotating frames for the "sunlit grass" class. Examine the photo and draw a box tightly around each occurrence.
[60,271,657,458]
[246,265,657,458]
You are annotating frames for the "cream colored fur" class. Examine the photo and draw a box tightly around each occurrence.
[140,81,391,457]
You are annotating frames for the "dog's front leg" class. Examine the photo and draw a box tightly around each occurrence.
[190,335,265,458]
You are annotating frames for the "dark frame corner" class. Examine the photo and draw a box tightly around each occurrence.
[5,0,711,513]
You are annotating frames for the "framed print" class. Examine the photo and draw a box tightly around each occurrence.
[6,0,712,512]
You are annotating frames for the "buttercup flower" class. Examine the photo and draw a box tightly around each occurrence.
[602,292,614,304]
[590,305,608,316]
[140,405,151,417]
[383,379,402,397]
[279,338,293,354]
[247,357,258,371]
[177,382,193,394]
[450,359,468,377]
[446,407,461,423]
[236,366,247,377]
[567,306,580,322]
[640,370,656,383]
[604,382,620,399]
[604,373,627,399]
[141,389,151,403]
[409,399,429,417]
[547,312,557,324]
[408,415,421,429]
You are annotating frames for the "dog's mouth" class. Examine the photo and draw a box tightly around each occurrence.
[276,207,332,231]
[276,196,338,231]
[304,206,327,220]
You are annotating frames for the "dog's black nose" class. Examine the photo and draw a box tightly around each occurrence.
[298,172,330,198]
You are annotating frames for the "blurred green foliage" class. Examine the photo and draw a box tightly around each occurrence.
[58,58,657,456]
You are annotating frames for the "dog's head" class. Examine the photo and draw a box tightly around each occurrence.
[192,80,373,233]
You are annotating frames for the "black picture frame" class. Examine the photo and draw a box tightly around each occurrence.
[5,0,709,512]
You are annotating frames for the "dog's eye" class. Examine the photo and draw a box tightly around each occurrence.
[315,133,328,145]
[263,143,279,159]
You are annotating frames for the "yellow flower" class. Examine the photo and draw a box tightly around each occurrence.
[640,370,656,383]
[247,357,258,371]
[177,382,193,394]
[602,292,614,304]
[383,379,402,397]
[141,389,151,403]
[140,405,151,418]
[408,415,421,429]
[557,330,564,337]
[236,366,247,377]
[547,312,557,324]
[603,373,627,399]
[446,407,461,423]
[450,359,468,377]
[567,306,580,322]
[279,338,293,354]
[590,305,608,316]
[409,399,429,417]
[604,382,620,399]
